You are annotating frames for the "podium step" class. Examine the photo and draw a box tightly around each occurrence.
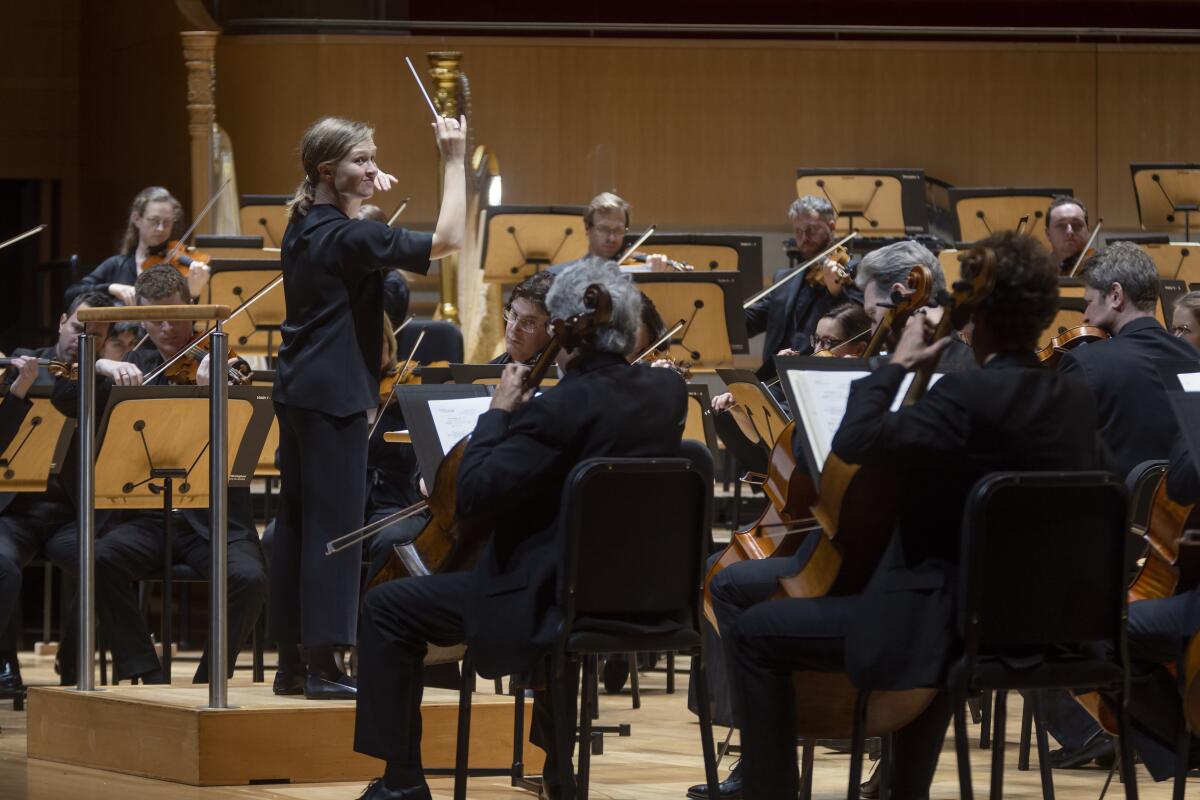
[26,683,539,786]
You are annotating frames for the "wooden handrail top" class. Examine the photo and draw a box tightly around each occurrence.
[77,304,232,323]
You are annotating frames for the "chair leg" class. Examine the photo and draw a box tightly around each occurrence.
[1031,691,1057,800]
[494,677,504,694]
[452,652,475,800]
[578,656,595,800]
[550,653,577,800]
[990,689,1008,800]
[98,628,108,686]
[847,690,870,800]
[628,651,641,709]
[1018,693,1034,770]
[666,652,676,695]
[980,689,993,749]
[693,651,722,800]
[1114,692,1139,800]
[799,738,815,800]
[953,690,975,800]
[251,611,265,683]
[880,733,893,800]
[511,676,527,785]
[1173,706,1189,800]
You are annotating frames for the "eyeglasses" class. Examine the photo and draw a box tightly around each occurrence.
[810,334,845,352]
[141,217,173,229]
[592,224,626,238]
[503,307,548,335]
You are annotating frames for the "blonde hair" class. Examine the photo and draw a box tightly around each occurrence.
[287,116,375,222]
[121,186,182,255]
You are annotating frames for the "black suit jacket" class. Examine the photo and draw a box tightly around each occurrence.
[274,204,432,418]
[457,353,688,678]
[1058,316,1200,481]
[64,254,136,305]
[745,267,843,381]
[830,352,1106,690]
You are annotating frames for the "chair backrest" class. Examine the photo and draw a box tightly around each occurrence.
[557,457,711,628]
[959,471,1129,656]
[397,320,464,364]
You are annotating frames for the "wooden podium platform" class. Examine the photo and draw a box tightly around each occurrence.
[26,684,541,786]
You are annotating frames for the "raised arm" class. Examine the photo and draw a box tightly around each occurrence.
[430,115,467,260]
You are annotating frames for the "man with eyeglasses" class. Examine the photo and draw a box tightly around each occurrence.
[1046,195,1093,275]
[548,192,672,274]
[494,272,555,365]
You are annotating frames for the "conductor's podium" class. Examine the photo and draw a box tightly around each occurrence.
[26,683,540,786]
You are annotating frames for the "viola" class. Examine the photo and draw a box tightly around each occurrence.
[1036,324,1109,367]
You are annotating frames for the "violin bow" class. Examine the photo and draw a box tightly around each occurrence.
[0,224,47,253]
[1067,219,1104,278]
[632,318,686,364]
[387,198,411,227]
[393,315,416,337]
[142,272,282,384]
[742,232,859,309]
[615,225,657,266]
[159,179,232,264]
[368,328,426,440]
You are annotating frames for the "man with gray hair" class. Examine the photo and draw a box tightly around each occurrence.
[353,260,688,800]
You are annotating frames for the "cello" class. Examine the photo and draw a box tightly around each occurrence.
[702,264,936,627]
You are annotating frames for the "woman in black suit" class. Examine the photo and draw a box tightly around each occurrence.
[271,113,466,699]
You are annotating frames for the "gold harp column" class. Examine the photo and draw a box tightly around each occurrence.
[181,30,219,234]
[428,51,462,324]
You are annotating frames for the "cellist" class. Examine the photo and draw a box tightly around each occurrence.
[727,233,1106,800]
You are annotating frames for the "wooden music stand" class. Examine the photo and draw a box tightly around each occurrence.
[238,194,290,249]
[948,186,1072,248]
[479,205,588,282]
[194,234,277,262]
[205,260,285,358]
[683,383,720,462]
[937,248,963,289]
[714,369,790,450]
[1131,163,1200,239]
[0,388,74,493]
[634,273,748,368]
[795,169,929,237]
[1045,278,1089,340]
[621,233,764,300]
[1133,242,1200,285]
[447,364,560,388]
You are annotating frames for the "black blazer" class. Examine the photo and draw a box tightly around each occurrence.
[830,352,1106,690]
[1058,316,1200,481]
[744,268,841,380]
[457,353,688,678]
[274,204,432,418]
[64,254,136,305]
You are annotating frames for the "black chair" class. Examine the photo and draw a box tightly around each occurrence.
[397,320,464,364]
[946,471,1136,800]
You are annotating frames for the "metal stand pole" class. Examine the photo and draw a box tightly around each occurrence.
[208,325,229,708]
[76,333,96,691]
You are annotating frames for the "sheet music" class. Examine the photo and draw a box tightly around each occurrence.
[427,396,493,454]
[787,369,869,468]
[1178,372,1200,392]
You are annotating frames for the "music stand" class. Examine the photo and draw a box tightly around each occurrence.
[1131,242,1200,285]
[239,194,290,249]
[714,369,790,449]
[1131,163,1200,240]
[795,168,929,237]
[683,383,720,463]
[634,273,748,368]
[0,387,74,492]
[205,259,285,358]
[414,365,455,385]
[194,234,276,262]
[395,384,490,483]
[621,233,764,300]
[91,386,273,680]
[948,186,1072,247]
[479,205,588,282]
[446,364,561,388]
[774,357,872,486]
[1040,278,1089,342]
[1168,392,1200,487]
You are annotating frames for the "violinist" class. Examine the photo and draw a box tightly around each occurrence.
[358,204,413,330]
[0,290,116,693]
[352,261,687,800]
[492,271,555,365]
[548,192,673,274]
[270,114,465,701]
[811,300,872,357]
[64,186,211,306]
[1046,195,1092,275]
[64,265,267,685]
[728,232,1104,800]
[1170,290,1200,351]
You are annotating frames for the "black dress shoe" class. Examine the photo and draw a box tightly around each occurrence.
[602,655,629,694]
[356,778,431,799]
[0,655,24,697]
[273,670,306,696]
[304,672,357,700]
[1049,732,1115,769]
[860,760,881,799]
[686,758,744,799]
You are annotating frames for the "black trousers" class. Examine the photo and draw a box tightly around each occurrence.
[0,489,77,653]
[271,401,368,648]
[94,514,266,682]
[354,571,576,789]
[730,594,950,800]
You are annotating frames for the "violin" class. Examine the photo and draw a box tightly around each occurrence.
[862,264,936,357]
[1035,324,1109,367]
[0,357,77,380]
[159,337,251,386]
[1065,219,1103,277]
[142,240,211,277]
[803,244,853,289]
[626,252,693,272]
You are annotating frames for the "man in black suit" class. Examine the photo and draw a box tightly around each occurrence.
[1039,245,1200,768]
[81,266,267,684]
[0,291,115,693]
[352,261,688,800]
[727,233,1106,800]
[1045,195,1092,275]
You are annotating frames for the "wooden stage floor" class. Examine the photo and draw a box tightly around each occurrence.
[0,649,1188,799]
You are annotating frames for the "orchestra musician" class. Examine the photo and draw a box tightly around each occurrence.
[0,291,116,693]
[68,266,266,685]
[269,114,465,700]
[1170,290,1200,350]
[1045,194,1092,275]
[548,192,672,274]
[352,261,687,800]
[492,271,554,365]
[726,232,1105,800]
[63,186,211,306]
[358,204,413,330]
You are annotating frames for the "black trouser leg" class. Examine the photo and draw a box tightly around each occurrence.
[93,517,163,679]
[530,658,581,793]
[179,534,268,683]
